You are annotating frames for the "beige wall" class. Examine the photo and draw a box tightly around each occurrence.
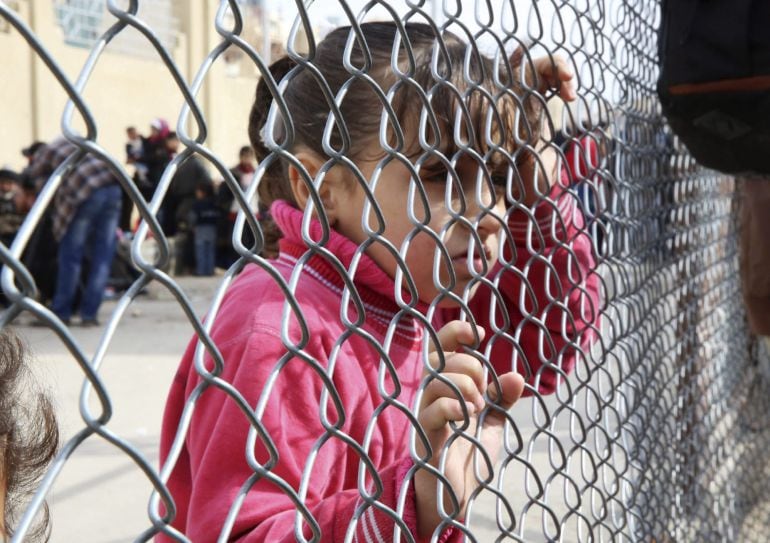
[1,0,259,175]
[0,0,35,168]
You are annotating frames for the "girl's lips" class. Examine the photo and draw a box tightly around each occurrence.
[450,245,492,262]
[450,245,493,274]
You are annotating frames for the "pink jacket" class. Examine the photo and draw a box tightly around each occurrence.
[158,181,600,542]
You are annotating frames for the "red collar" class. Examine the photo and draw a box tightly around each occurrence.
[272,200,425,343]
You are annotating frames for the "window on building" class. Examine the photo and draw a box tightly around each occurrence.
[53,0,179,58]
[54,0,105,48]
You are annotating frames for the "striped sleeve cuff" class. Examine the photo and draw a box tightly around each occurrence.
[353,456,459,543]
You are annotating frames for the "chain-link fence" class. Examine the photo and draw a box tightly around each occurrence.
[2,1,769,541]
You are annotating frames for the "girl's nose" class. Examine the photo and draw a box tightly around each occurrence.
[467,181,505,237]
[475,197,505,237]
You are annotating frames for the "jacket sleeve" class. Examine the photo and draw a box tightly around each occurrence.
[468,177,601,395]
[160,322,431,543]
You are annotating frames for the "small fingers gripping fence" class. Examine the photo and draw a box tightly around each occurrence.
[1,1,769,542]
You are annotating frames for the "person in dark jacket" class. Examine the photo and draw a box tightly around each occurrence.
[189,181,220,277]
[216,146,257,267]
[136,118,171,202]
[162,133,212,275]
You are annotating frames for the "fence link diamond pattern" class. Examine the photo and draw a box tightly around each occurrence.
[2,1,769,542]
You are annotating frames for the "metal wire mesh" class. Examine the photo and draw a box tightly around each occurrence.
[2,1,769,542]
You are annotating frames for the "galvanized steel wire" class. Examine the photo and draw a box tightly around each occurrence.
[2,0,769,541]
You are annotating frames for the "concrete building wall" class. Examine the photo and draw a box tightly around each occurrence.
[0,0,36,167]
[1,0,264,175]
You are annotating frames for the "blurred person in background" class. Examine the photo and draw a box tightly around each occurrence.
[136,118,171,202]
[162,132,212,275]
[189,180,220,277]
[125,126,145,171]
[26,138,122,327]
[217,145,258,267]
[229,145,256,189]
[121,126,146,232]
[20,142,45,168]
[0,169,34,308]
[14,144,58,306]
[19,141,46,198]
[0,169,26,248]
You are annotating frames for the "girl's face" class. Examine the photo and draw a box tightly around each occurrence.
[330,149,508,307]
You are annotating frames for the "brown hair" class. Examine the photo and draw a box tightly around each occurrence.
[0,330,58,541]
[248,21,542,255]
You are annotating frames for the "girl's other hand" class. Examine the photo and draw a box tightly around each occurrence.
[414,321,525,539]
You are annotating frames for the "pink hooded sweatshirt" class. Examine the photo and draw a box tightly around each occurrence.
[158,179,600,542]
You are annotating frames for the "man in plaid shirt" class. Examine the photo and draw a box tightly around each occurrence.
[27,137,122,326]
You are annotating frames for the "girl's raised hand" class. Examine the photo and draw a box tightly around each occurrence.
[531,54,577,102]
[512,54,577,205]
[414,321,525,539]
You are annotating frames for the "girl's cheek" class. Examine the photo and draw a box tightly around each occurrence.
[493,193,507,217]
[540,147,560,186]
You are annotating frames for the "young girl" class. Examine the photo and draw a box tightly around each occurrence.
[159,22,599,542]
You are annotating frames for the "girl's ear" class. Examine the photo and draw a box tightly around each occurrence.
[287,150,342,225]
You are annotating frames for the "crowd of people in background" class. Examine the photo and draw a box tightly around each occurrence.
[0,119,259,325]
[0,115,611,327]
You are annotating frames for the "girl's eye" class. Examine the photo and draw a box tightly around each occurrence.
[422,170,447,183]
[490,174,507,187]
